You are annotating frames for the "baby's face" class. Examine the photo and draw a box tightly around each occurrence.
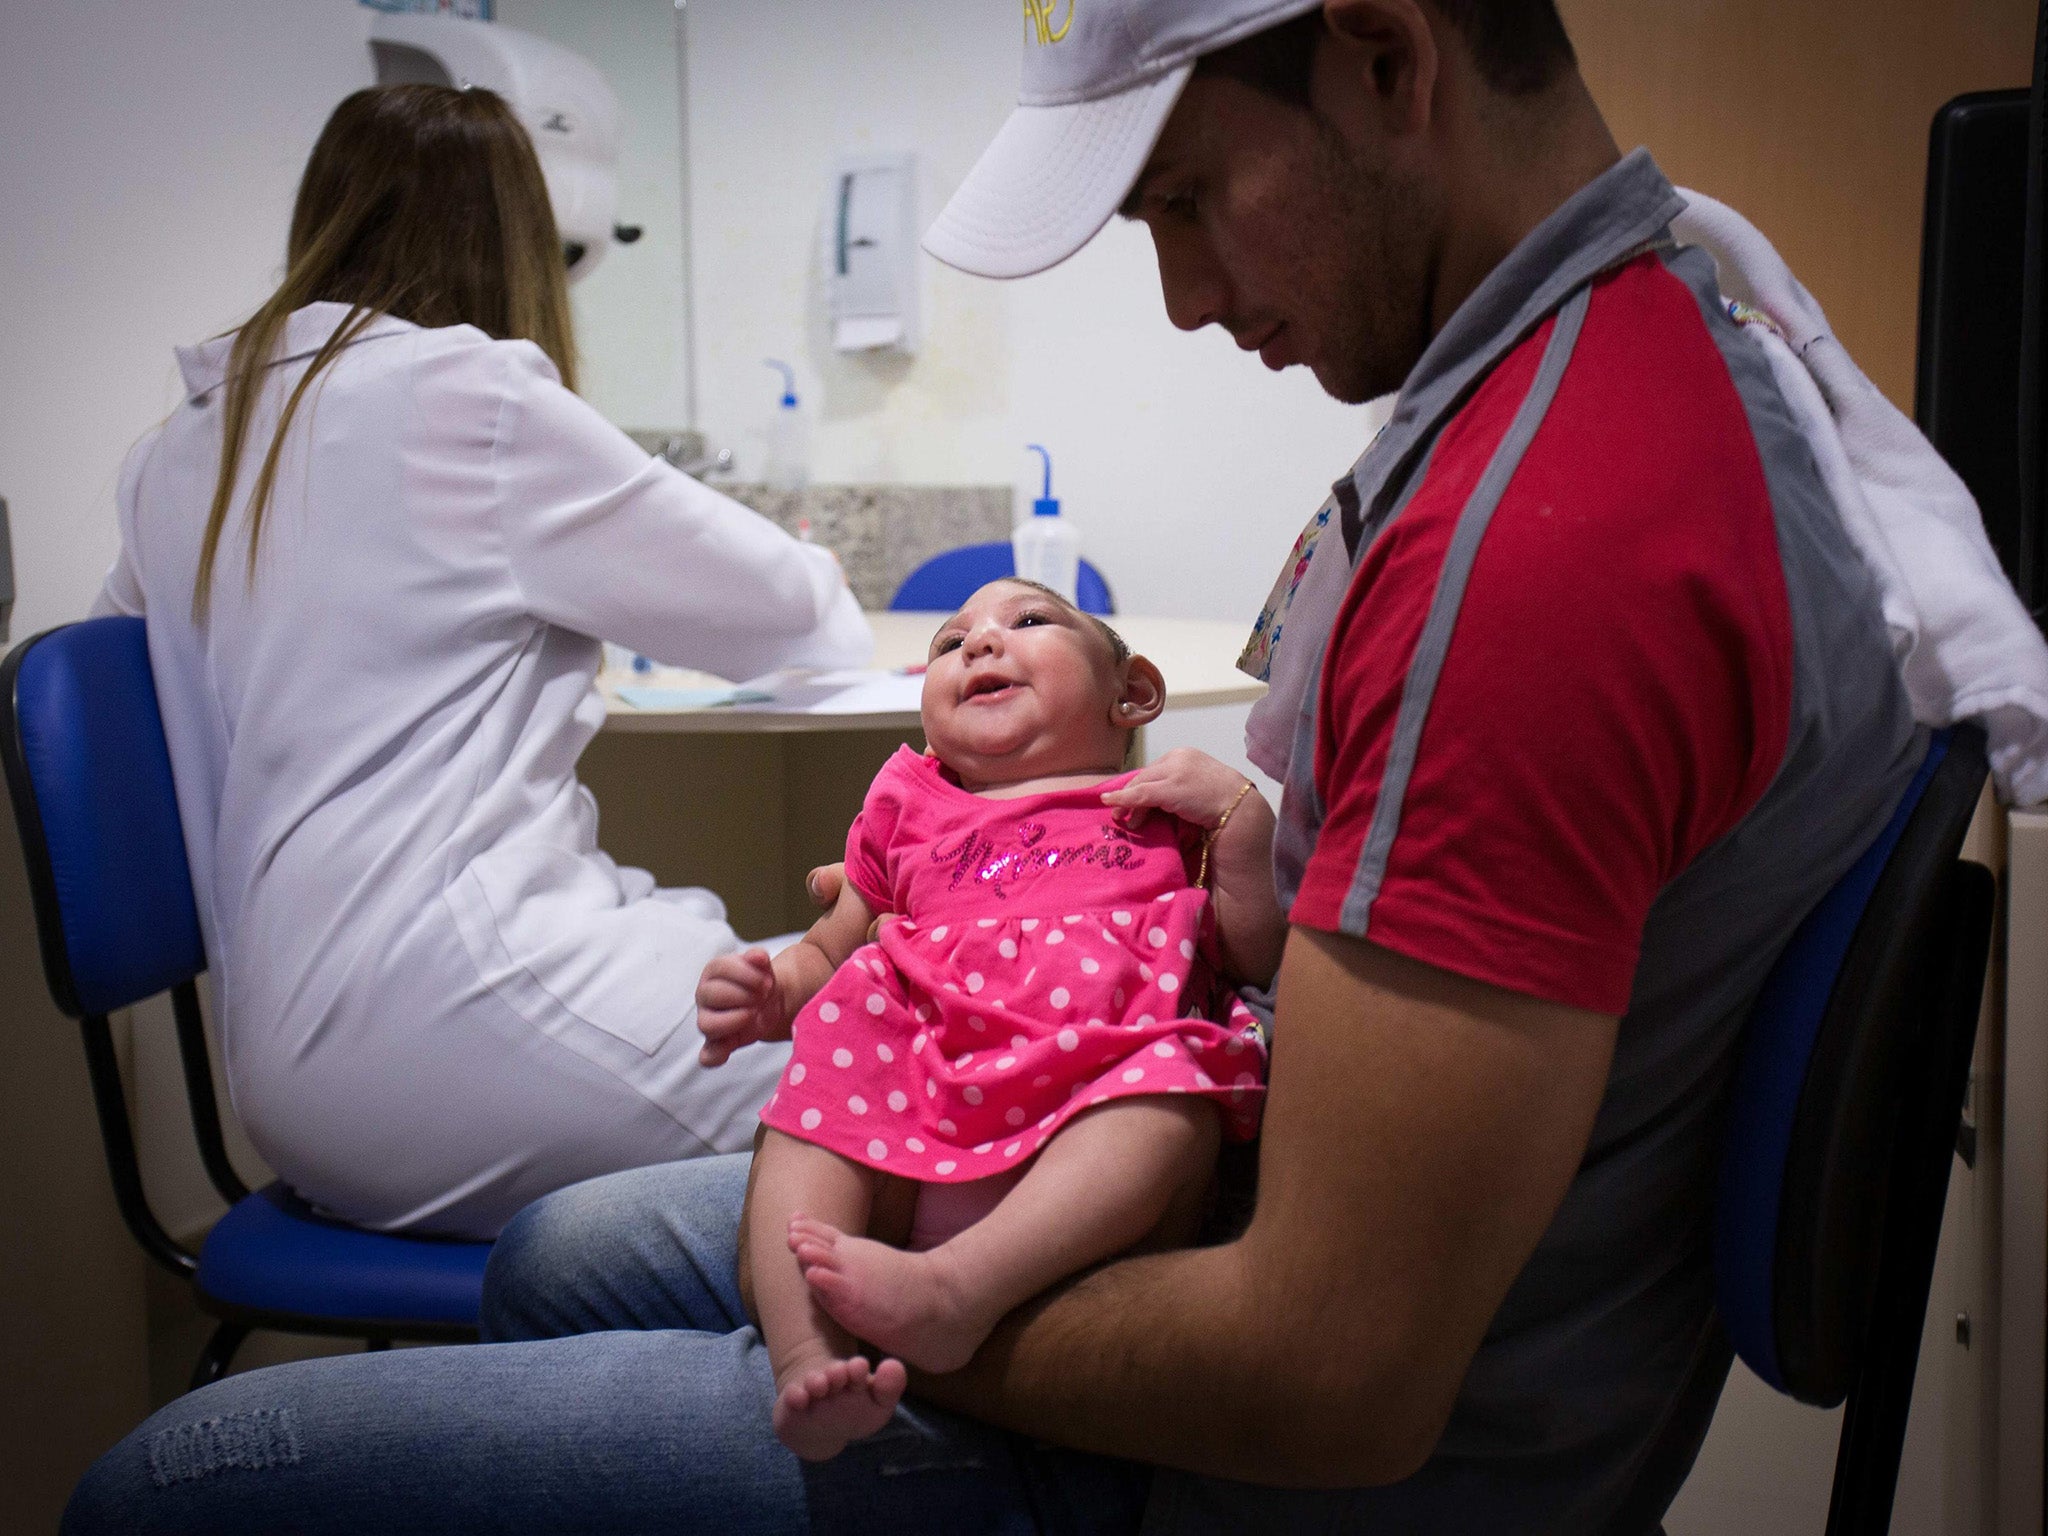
[922,581,1125,785]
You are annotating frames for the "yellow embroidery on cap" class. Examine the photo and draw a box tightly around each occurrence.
[1023,0,1075,45]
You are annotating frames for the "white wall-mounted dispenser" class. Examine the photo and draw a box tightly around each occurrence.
[367,11,622,283]
[826,153,920,354]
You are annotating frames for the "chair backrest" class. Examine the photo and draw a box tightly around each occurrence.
[0,617,206,1019]
[889,542,1117,616]
[1715,724,1991,1404]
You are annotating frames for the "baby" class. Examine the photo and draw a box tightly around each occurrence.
[696,578,1285,1460]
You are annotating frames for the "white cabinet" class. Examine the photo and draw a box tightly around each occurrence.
[1999,809,2048,1536]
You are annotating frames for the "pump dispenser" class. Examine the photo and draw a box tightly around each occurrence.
[762,359,810,493]
[1012,443,1081,603]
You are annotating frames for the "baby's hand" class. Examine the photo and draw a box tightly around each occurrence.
[696,948,787,1067]
[1101,748,1252,830]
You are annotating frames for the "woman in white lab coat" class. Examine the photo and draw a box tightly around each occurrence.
[94,84,869,1238]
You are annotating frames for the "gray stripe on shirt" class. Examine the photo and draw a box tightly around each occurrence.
[1339,284,1594,935]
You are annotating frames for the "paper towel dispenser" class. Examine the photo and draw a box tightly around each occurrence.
[368,11,622,283]
[828,153,920,354]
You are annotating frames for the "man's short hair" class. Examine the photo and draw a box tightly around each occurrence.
[1197,1,1577,102]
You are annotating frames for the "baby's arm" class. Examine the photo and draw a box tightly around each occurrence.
[696,878,878,1067]
[1101,748,1285,987]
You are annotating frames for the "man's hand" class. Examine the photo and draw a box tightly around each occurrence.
[807,862,896,944]
[695,949,789,1067]
[1100,747,1251,829]
[805,863,847,910]
[1104,750,1283,985]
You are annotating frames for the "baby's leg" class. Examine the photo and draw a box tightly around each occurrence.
[748,1128,908,1460]
[792,1096,1222,1374]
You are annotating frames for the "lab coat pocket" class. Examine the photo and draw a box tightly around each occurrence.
[448,841,733,1058]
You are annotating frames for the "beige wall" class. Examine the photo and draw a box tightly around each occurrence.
[0,809,148,1531]
[1560,0,2039,412]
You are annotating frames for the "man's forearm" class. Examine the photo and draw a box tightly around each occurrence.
[912,930,1619,1492]
[911,1226,1421,1488]
[914,1241,1268,1473]
[1208,802,1285,985]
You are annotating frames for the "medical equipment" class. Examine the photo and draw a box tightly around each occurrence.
[1917,90,2043,632]
[367,12,622,282]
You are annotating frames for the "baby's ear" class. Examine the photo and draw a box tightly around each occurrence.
[1112,655,1167,732]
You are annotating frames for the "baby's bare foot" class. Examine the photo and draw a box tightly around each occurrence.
[789,1215,994,1375]
[771,1351,906,1462]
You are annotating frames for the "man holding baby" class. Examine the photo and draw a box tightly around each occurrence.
[65,1,1920,1532]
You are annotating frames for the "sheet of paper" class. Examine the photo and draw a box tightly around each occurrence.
[727,668,926,716]
[794,670,926,715]
[614,684,773,711]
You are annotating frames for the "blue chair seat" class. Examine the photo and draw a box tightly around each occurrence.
[890,542,1116,615]
[197,1185,491,1334]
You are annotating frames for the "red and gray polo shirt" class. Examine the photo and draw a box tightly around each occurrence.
[1147,152,1922,1535]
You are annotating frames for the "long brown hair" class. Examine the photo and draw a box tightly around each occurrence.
[195,83,578,619]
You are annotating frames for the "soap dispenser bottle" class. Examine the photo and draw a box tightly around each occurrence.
[762,359,810,493]
[1012,443,1081,603]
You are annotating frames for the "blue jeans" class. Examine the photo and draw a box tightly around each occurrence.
[62,1155,1150,1534]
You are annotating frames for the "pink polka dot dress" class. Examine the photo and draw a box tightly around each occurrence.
[759,748,1267,1181]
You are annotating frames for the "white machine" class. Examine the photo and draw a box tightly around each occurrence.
[826,152,920,355]
[367,12,623,282]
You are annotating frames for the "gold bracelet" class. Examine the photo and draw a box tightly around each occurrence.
[1197,778,1257,888]
[1213,777,1255,833]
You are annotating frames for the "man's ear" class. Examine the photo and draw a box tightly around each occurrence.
[1113,655,1167,732]
[1319,0,1439,139]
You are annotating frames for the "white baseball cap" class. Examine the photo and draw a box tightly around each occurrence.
[924,0,1326,279]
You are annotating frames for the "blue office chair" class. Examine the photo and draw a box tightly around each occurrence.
[1619,726,1993,1534]
[0,617,492,1390]
[890,542,1117,615]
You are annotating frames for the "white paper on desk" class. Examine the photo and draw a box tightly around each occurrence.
[730,668,925,716]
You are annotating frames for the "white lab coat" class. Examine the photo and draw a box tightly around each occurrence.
[96,302,870,1238]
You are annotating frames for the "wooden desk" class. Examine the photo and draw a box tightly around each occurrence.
[580,613,1264,937]
[595,612,1265,733]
